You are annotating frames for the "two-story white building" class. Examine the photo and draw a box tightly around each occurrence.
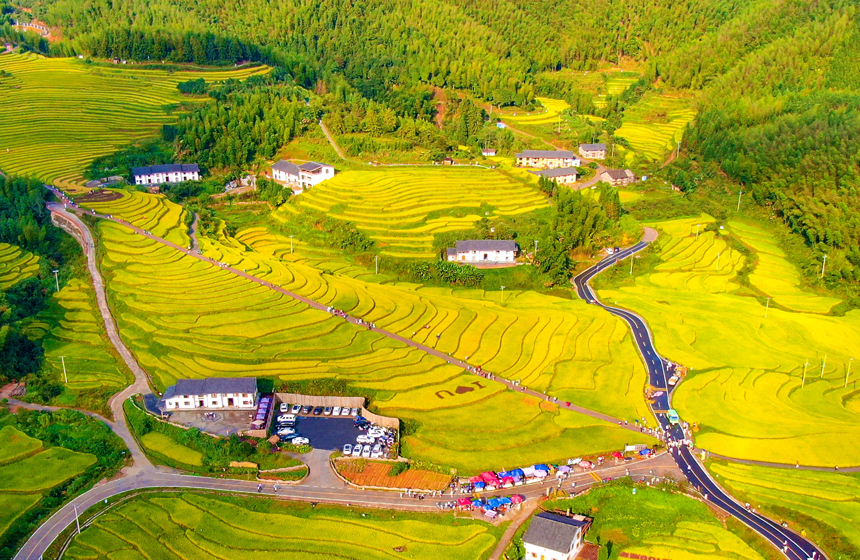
[578,143,607,159]
[531,167,579,185]
[271,160,335,193]
[132,164,200,186]
[160,378,258,411]
[515,150,577,169]
[446,240,518,263]
[522,513,590,560]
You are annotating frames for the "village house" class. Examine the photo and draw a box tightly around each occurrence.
[599,168,637,186]
[531,167,579,185]
[482,148,497,157]
[578,143,607,159]
[160,378,258,411]
[271,160,335,192]
[446,240,518,264]
[132,164,199,186]
[515,150,578,169]
[522,512,591,560]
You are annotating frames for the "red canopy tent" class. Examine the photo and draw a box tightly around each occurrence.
[510,494,525,504]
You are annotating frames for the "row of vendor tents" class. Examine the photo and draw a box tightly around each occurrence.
[456,494,525,519]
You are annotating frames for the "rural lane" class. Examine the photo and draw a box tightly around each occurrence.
[573,234,828,560]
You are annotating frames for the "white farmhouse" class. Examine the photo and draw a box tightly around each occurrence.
[271,160,335,192]
[132,164,200,186]
[447,240,518,264]
[531,166,579,185]
[515,150,577,169]
[160,378,258,411]
[522,513,590,560]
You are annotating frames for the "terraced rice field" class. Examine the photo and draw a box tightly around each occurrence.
[0,242,39,289]
[335,459,452,490]
[66,493,501,560]
[615,91,697,162]
[24,278,130,392]
[501,96,570,125]
[710,461,860,556]
[599,215,860,466]
[140,432,204,467]
[0,427,95,537]
[292,167,548,258]
[729,220,840,313]
[0,53,268,190]
[85,192,653,471]
[595,71,641,108]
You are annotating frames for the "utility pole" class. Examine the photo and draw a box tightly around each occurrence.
[52,269,59,292]
[60,356,67,383]
[821,354,827,378]
[764,298,771,318]
[846,358,853,388]
[630,255,635,274]
[289,235,294,254]
[821,254,827,278]
[500,286,505,304]
[534,240,538,263]
[716,252,721,271]
[802,359,808,387]
[696,224,701,239]
[676,141,680,160]
[74,503,81,535]
[737,191,743,212]
[375,255,379,275]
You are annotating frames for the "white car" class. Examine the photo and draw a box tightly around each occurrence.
[340,407,351,416]
[343,444,353,455]
[352,444,363,457]
[292,437,309,446]
[333,406,342,416]
[277,414,296,423]
[368,429,386,438]
[350,407,359,416]
[361,445,371,458]
[277,428,296,436]
[356,435,375,445]
[291,404,302,414]
[279,403,290,413]
[371,444,382,458]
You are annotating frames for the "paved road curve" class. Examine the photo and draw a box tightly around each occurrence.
[573,231,826,560]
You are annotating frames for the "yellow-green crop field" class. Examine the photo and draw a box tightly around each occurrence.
[500,96,570,125]
[65,493,501,560]
[615,91,697,162]
[140,432,204,467]
[291,167,548,258]
[83,190,653,471]
[0,242,39,289]
[599,215,860,466]
[0,426,95,536]
[24,278,130,392]
[710,461,860,557]
[0,52,268,190]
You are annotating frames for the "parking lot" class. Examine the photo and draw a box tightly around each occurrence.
[270,405,397,456]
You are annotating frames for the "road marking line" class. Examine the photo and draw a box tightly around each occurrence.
[589,472,602,482]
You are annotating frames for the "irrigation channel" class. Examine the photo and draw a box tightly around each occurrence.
[573,238,827,560]
[15,190,824,560]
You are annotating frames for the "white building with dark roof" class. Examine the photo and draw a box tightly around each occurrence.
[531,166,579,185]
[132,164,200,186]
[515,150,577,169]
[161,377,258,410]
[522,512,590,560]
[578,143,607,159]
[599,168,636,186]
[271,160,335,192]
[447,240,518,263]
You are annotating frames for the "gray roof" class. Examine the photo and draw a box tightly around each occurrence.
[531,167,579,178]
[132,164,199,176]
[299,161,327,171]
[516,150,574,159]
[603,168,635,180]
[170,377,258,397]
[579,143,607,151]
[454,240,518,253]
[522,513,587,553]
[446,248,457,256]
[272,160,301,175]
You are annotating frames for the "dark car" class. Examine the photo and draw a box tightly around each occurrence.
[279,433,300,442]
[313,406,324,415]
[277,420,296,428]
[302,405,312,414]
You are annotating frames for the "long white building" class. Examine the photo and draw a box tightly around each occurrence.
[132,164,200,186]
[446,240,518,263]
[160,378,258,410]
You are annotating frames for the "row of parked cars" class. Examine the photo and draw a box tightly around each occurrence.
[342,418,396,460]
[278,402,359,417]
[273,413,309,446]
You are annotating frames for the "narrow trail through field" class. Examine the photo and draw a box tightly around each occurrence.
[319,119,348,161]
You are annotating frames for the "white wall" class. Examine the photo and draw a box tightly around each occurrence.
[450,250,515,263]
[164,392,256,410]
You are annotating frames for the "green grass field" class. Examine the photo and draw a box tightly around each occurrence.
[599,215,860,466]
[0,52,268,189]
[709,461,860,559]
[65,492,501,560]
[0,242,40,289]
[0,425,42,463]
[0,426,97,538]
[615,91,697,162]
[535,483,765,560]
[140,432,204,467]
[290,167,548,258]
[500,96,570,125]
[83,191,653,471]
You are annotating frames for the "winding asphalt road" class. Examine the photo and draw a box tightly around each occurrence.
[573,232,826,560]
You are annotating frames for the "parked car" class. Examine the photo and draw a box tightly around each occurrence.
[277,428,296,436]
[668,376,680,386]
[279,403,291,413]
[277,414,296,423]
[279,434,299,442]
[352,444,363,457]
[302,405,313,414]
[333,406,342,416]
[291,404,302,414]
[371,444,382,458]
[350,407,359,416]
[357,435,375,445]
[340,407,351,416]
[343,444,353,455]
[368,428,386,438]
[313,407,324,415]
[323,406,333,416]
[361,446,371,458]
[276,421,295,429]
[292,437,309,446]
